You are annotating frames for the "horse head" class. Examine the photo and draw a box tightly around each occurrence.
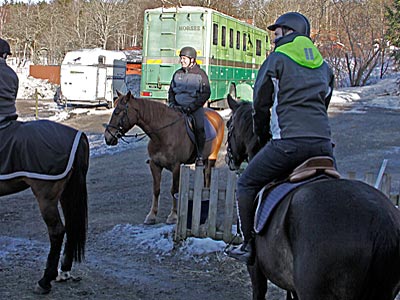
[104,90,138,145]
[225,94,264,171]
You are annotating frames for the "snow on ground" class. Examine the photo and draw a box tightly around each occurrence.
[9,61,58,100]
[10,66,400,258]
[329,77,400,113]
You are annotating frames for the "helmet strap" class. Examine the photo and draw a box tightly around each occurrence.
[282,26,292,37]
[187,58,196,68]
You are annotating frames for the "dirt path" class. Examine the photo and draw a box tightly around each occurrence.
[1,95,400,299]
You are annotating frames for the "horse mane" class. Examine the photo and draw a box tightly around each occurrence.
[232,101,259,155]
[131,95,181,124]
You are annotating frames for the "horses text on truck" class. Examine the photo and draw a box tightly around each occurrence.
[140,6,270,108]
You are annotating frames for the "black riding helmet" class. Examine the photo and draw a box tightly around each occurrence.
[267,12,311,37]
[179,46,197,60]
[0,38,12,56]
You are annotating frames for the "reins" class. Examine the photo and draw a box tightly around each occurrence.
[106,100,185,144]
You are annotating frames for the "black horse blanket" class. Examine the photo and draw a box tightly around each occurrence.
[0,120,82,180]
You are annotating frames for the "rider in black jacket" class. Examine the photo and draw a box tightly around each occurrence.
[0,38,19,124]
[226,12,335,264]
[168,46,211,166]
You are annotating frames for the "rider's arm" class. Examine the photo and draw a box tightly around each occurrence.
[188,67,210,112]
[168,73,178,107]
[252,60,273,140]
[324,70,335,109]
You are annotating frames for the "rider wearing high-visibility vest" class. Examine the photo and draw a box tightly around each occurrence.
[227,12,335,264]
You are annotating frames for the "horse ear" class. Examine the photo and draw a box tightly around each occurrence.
[125,90,133,102]
[227,94,240,112]
[116,90,122,97]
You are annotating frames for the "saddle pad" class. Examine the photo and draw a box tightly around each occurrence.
[185,116,216,143]
[0,120,82,180]
[254,176,324,233]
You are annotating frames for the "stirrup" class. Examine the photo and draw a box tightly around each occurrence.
[225,243,254,265]
[195,157,204,166]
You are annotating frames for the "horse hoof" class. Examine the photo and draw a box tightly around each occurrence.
[166,216,177,224]
[56,271,72,282]
[34,283,51,295]
[144,216,156,225]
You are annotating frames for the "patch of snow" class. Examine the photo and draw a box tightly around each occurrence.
[100,223,226,259]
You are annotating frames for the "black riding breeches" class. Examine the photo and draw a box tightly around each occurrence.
[191,107,205,156]
[236,137,334,242]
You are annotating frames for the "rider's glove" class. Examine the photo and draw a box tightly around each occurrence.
[185,106,192,114]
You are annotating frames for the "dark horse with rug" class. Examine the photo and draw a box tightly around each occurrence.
[104,91,224,225]
[226,95,400,300]
[0,118,89,294]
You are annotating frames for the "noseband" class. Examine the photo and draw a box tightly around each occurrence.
[105,102,135,143]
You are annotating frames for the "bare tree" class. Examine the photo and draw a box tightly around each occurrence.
[85,0,128,49]
[0,0,396,86]
[0,3,9,37]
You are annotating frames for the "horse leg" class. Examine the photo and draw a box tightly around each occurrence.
[204,158,216,188]
[248,262,268,300]
[166,165,180,224]
[144,160,162,225]
[56,241,74,282]
[32,184,65,294]
[55,201,74,282]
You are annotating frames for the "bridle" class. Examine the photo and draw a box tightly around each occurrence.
[105,98,185,143]
[225,113,249,171]
[105,101,136,143]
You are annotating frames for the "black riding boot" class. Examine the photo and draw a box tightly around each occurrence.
[226,195,255,265]
[195,129,205,166]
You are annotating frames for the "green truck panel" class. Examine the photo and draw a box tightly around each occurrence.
[140,6,270,106]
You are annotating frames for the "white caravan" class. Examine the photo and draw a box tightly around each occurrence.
[60,48,127,107]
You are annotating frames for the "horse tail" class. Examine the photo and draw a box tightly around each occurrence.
[60,132,89,263]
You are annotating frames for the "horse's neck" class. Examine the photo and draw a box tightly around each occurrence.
[135,98,179,137]
[238,106,262,159]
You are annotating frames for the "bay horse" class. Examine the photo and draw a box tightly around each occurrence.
[226,95,400,300]
[104,91,224,225]
[0,121,89,294]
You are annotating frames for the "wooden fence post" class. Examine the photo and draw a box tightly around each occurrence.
[347,171,356,179]
[191,166,204,236]
[207,168,219,239]
[380,173,391,197]
[374,159,388,189]
[175,165,190,242]
[223,172,237,243]
[364,172,375,186]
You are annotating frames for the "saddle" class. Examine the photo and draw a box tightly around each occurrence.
[184,114,216,143]
[254,156,341,233]
[289,156,341,182]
